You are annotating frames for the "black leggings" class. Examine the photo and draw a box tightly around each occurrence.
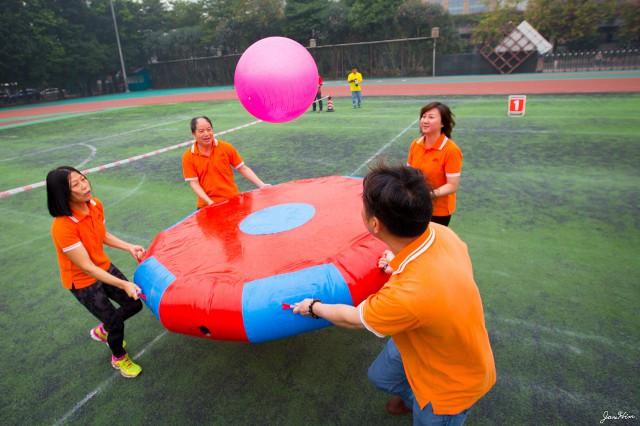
[71,264,142,357]
[431,215,452,227]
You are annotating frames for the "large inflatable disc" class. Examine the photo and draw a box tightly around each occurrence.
[134,176,388,343]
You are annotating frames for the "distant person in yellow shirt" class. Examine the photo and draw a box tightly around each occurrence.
[347,66,363,108]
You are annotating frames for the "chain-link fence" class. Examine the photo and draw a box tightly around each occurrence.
[149,54,241,89]
[148,37,438,89]
[542,49,640,72]
[309,37,436,80]
[145,44,640,89]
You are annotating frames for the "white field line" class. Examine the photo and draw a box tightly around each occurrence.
[0,143,99,164]
[500,372,639,412]
[52,331,168,426]
[0,234,50,255]
[109,174,146,208]
[0,116,193,163]
[349,118,418,177]
[490,315,639,351]
[0,173,147,255]
[75,144,97,169]
[490,329,583,355]
[0,118,200,163]
[0,120,261,199]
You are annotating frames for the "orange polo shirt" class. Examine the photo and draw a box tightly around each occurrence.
[359,224,496,415]
[51,198,111,289]
[182,139,244,208]
[407,134,462,216]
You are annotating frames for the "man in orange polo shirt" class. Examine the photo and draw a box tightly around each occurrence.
[294,164,495,424]
[182,116,269,209]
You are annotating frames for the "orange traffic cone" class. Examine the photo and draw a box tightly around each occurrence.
[327,96,334,112]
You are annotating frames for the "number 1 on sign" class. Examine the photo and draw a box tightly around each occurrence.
[508,95,526,117]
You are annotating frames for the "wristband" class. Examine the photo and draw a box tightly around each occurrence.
[309,299,322,319]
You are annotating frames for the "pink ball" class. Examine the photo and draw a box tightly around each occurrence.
[234,37,319,123]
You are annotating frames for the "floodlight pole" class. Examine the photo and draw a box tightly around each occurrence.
[109,0,129,93]
[432,38,437,77]
[431,27,440,77]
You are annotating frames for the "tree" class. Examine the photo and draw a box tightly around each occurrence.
[395,0,462,53]
[169,0,206,28]
[471,0,524,47]
[347,0,404,41]
[323,1,350,44]
[0,0,112,92]
[525,0,616,50]
[284,0,329,45]
[205,0,285,54]
[136,0,169,31]
[616,0,640,47]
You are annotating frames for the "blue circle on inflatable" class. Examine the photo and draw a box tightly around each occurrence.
[240,203,316,235]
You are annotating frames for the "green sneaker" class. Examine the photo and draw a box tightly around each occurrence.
[90,323,108,343]
[111,354,142,378]
[90,324,126,348]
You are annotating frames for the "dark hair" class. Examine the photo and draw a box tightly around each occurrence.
[190,116,212,133]
[46,166,86,217]
[420,102,455,138]
[362,163,432,238]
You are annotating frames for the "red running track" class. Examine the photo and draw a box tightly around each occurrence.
[1,76,639,124]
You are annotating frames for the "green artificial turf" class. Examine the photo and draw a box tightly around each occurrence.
[0,94,638,425]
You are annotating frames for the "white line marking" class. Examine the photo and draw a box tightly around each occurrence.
[0,234,49,254]
[53,330,168,425]
[491,329,583,355]
[0,118,184,163]
[350,118,418,176]
[490,315,638,350]
[1,143,77,163]
[0,120,261,199]
[110,174,146,208]
[500,373,639,411]
[75,144,97,169]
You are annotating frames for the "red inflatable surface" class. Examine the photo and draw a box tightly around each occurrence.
[134,176,388,343]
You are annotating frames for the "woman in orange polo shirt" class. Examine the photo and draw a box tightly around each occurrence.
[407,102,462,226]
[46,166,145,378]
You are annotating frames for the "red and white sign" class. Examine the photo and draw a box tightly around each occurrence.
[508,95,527,116]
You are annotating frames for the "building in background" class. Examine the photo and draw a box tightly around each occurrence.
[425,0,527,15]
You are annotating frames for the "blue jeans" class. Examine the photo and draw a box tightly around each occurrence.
[351,90,362,107]
[368,339,471,426]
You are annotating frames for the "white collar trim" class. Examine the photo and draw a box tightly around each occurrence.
[392,227,436,275]
[191,138,219,154]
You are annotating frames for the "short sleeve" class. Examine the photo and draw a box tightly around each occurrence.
[226,144,244,169]
[360,282,420,337]
[407,141,416,167]
[182,150,197,181]
[444,145,463,177]
[52,219,82,253]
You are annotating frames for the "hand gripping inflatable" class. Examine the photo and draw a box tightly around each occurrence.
[134,176,388,343]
